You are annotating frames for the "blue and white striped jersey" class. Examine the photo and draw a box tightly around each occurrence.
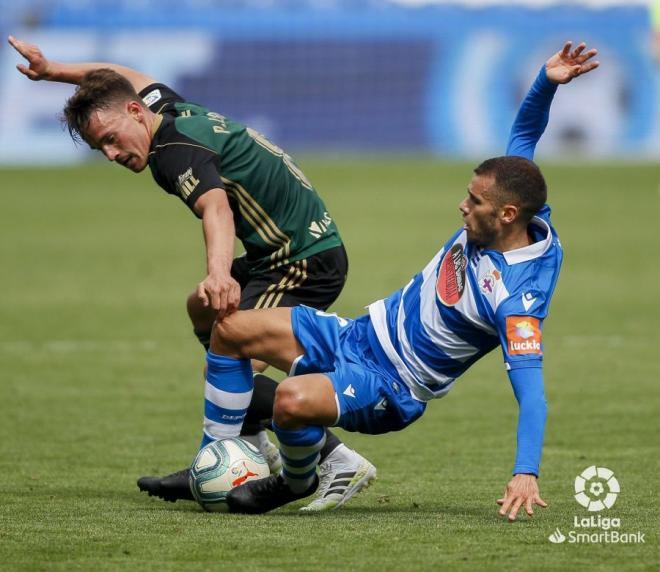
[367,64,563,405]
[368,206,562,402]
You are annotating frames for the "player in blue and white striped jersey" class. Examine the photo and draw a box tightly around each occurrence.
[193,41,599,518]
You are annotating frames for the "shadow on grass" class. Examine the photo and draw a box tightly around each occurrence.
[130,499,499,520]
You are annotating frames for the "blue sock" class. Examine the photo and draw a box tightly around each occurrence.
[273,422,326,493]
[200,352,253,449]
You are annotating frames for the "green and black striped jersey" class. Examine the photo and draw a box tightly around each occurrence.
[140,83,343,272]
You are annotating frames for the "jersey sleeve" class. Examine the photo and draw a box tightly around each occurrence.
[138,83,186,115]
[494,293,547,370]
[508,367,547,476]
[505,65,558,161]
[499,296,549,475]
[151,142,224,215]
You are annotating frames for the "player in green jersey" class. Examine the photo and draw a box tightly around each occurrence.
[9,35,376,512]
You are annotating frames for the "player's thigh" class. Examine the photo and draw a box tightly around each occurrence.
[274,374,339,428]
[212,307,303,372]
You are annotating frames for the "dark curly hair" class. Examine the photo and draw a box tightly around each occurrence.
[62,68,144,143]
[474,156,547,224]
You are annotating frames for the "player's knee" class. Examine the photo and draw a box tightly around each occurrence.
[210,313,249,358]
[186,291,214,329]
[211,316,238,357]
[186,291,201,320]
[273,381,305,427]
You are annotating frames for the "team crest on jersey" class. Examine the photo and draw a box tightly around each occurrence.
[437,243,467,306]
[506,316,542,355]
[479,269,501,295]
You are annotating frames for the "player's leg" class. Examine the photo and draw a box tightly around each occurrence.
[138,250,370,506]
[255,248,375,510]
[137,257,270,502]
[227,358,401,514]
[192,253,343,464]
[225,372,337,514]
[187,282,282,467]
[206,248,370,508]
[136,307,299,502]
[224,307,385,514]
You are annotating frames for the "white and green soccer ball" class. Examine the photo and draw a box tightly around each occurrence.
[189,437,270,512]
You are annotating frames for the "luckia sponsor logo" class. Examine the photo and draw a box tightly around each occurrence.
[547,466,645,545]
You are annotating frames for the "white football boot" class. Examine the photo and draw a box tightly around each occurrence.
[300,444,377,512]
[242,431,283,474]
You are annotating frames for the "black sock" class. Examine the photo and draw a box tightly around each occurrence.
[319,429,341,462]
[194,329,211,351]
[240,373,278,436]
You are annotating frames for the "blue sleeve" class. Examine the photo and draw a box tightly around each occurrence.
[508,366,547,476]
[506,65,559,160]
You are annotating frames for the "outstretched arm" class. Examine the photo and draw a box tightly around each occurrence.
[8,35,157,93]
[506,41,599,160]
[496,367,548,521]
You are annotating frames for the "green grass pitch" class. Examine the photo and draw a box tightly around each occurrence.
[0,159,658,571]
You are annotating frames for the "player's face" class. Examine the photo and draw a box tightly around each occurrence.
[459,174,501,247]
[84,103,151,172]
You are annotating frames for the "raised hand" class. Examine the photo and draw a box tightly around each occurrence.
[8,35,53,81]
[546,41,599,85]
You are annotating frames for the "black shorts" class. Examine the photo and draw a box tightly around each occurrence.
[231,245,348,311]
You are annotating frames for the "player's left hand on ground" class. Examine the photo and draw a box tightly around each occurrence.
[197,273,241,319]
[7,35,52,81]
[545,41,599,84]
[496,474,547,522]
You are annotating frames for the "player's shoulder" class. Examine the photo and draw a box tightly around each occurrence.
[148,117,218,191]
[150,115,216,154]
[503,209,561,267]
[138,83,186,115]
[489,216,562,318]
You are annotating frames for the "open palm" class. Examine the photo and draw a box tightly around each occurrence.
[546,41,599,84]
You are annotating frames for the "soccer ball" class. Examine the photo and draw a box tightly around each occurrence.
[189,437,270,512]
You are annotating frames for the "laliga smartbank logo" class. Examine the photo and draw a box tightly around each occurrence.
[574,465,619,511]
[548,466,645,545]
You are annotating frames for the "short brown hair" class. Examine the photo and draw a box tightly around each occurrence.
[474,156,547,224]
[63,69,143,143]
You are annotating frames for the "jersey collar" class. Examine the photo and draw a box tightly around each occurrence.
[501,216,553,265]
[148,113,172,153]
[150,113,164,138]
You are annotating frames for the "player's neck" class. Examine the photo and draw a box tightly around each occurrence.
[487,226,533,253]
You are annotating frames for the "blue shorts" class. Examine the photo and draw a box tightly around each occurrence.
[290,306,426,435]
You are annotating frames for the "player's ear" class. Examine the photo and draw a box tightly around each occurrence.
[126,100,144,120]
[500,203,519,225]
